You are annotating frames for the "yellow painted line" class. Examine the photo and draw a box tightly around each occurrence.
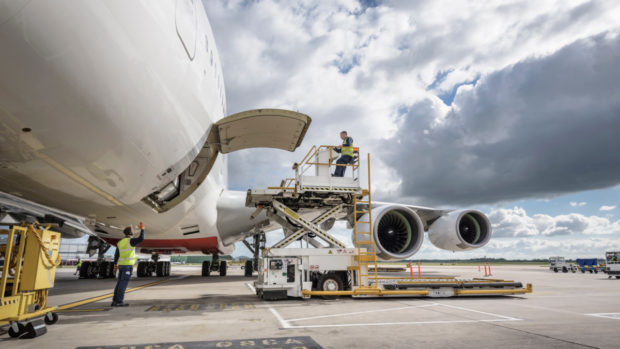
[57,278,171,310]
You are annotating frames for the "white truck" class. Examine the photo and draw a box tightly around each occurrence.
[549,256,577,273]
[605,252,620,279]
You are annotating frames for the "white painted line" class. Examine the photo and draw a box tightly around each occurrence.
[246,283,256,294]
[429,302,521,321]
[287,304,438,322]
[270,307,292,328]
[268,300,523,329]
[586,313,620,320]
[269,307,520,328]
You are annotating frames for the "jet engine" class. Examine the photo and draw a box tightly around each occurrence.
[354,205,424,261]
[428,210,492,251]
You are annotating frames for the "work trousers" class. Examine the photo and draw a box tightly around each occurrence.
[113,265,133,304]
[334,155,352,177]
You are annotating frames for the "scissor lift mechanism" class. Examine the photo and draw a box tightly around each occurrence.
[247,146,533,299]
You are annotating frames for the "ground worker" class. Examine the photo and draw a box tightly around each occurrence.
[112,222,146,307]
[74,257,82,276]
[333,131,354,177]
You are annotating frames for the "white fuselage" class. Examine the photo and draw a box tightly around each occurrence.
[0,1,234,254]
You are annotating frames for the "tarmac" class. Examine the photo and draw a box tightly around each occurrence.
[1,264,619,349]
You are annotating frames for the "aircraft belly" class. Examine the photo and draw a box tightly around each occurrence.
[0,0,222,235]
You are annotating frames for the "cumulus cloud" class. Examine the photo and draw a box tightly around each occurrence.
[600,205,617,211]
[205,1,620,206]
[489,207,620,237]
[383,31,620,206]
[570,202,586,206]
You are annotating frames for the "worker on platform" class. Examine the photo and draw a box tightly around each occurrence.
[333,131,354,177]
[74,257,82,276]
[112,222,146,307]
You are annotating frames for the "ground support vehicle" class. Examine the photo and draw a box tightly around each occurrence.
[576,258,603,274]
[1,223,61,338]
[248,146,532,300]
[605,252,620,279]
[549,256,577,273]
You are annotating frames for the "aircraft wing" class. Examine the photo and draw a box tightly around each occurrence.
[0,192,93,237]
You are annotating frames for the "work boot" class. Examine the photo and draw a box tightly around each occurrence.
[116,303,129,307]
[110,302,117,307]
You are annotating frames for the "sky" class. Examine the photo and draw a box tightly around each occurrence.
[203,0,620,260]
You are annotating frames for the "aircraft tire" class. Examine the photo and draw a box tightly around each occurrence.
[79,262,90,279]
[165,262,170,276]
[137,262,146,277]
[156,261,165,277]
[99,262,111,278]
[202,261,211,276]
[244,261,253,277]
[220,261,227,276]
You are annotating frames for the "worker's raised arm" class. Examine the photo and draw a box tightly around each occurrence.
[130,222,146,247]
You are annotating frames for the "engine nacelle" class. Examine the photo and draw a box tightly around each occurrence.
[354,205,424,262]
[428,209,492,251]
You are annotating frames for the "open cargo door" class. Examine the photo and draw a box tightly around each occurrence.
[211,109,311,154]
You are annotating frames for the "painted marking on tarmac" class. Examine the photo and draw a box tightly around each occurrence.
[56,308,109,313]
[76,336,323,349]
[586,313,620,320]
[270,301,522,328]
[146,303,255,312]
[246,282,257,294]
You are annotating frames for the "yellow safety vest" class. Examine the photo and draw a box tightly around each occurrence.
[77,260,82,267]
[117,238,135,266]
[341,137,354,157]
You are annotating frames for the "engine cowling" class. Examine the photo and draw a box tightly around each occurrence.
[354,205,424,261]
[428,209,492,251]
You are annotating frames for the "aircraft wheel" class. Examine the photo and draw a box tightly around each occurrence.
[87,263,98,278]
[79,262,90,278]
[156,261,165,277]
[99,262,111,278]
[137,262,146,277]
[220,261,227,276]
[202,261,211,276]
[318,273,343,300]
[244,261,253,277]
[165,262,170,276]
[8,323,25,338]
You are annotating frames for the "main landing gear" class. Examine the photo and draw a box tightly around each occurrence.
[137,254,171,277]
[79,236,114,279]
[202,254,227,277]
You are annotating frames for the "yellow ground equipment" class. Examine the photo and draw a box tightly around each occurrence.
[1,223,61,338]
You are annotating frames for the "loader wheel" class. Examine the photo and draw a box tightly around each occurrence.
[553,267,558,273]
[44,312,58,325]
[589,270,593,274]
[202,261,211,276]
[318,273,344,300]
[8,323,25,338]
[616,276,620,279]
[244,261,253,277]
[562,266,568,273]
[220,261,227,276]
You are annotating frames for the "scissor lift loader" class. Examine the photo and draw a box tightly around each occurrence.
[247,146,533,300]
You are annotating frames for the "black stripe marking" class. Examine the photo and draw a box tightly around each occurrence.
[182,231,200,236]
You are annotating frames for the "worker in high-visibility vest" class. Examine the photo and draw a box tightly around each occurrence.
[73,257,82,275]
[112,222,146,307]
[333,131,354,177]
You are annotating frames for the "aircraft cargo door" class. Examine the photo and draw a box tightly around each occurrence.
[211,109,312,154]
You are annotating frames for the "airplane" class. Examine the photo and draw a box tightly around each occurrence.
[0,1,492,280]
